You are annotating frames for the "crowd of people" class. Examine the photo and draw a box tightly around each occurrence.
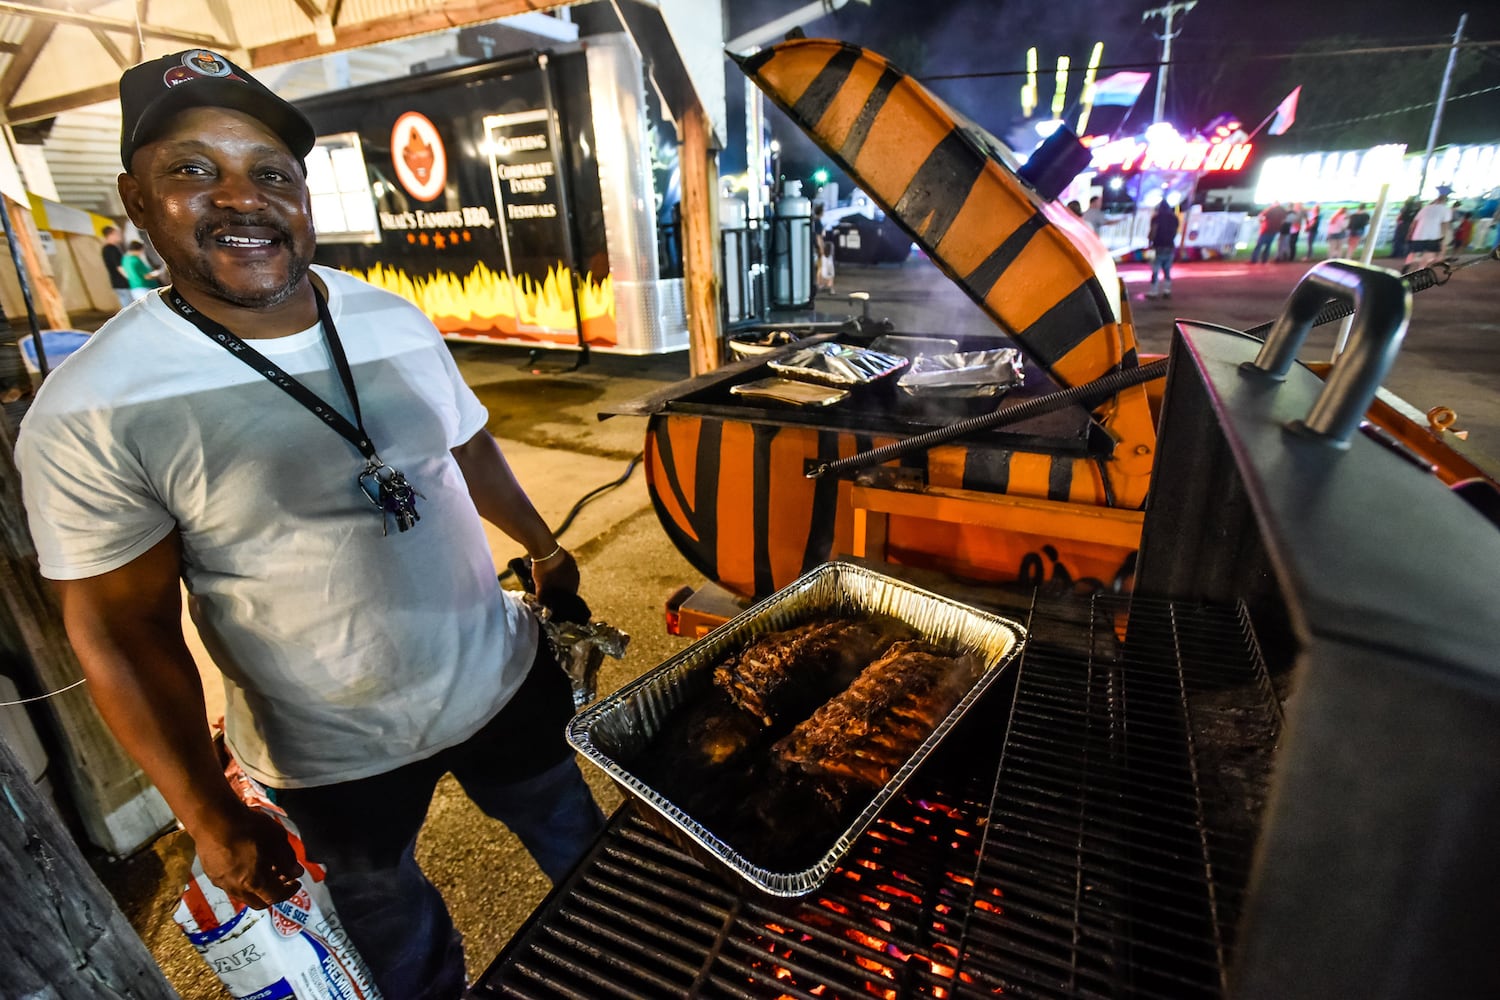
[1248,189,1496,270]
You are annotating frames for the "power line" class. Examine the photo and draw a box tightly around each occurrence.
[917,38,1500,82]
[1296,81,1500,133]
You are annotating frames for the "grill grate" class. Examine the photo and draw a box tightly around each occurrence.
[473,593,1280,1000]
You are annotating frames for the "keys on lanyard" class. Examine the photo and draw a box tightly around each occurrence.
[358,459,424,534]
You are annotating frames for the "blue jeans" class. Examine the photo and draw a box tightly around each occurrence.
[1150,246,1176,289]
[271,643,605,1000]
[1250,231,1277,263]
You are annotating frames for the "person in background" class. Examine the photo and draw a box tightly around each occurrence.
[1346,203,1371,258]
[1392,197,1421,259]
[1082,195,1117,237]
[1277,203,1301,261]
[1250,201,1285,264]
[120,239,162,299]
[1403,189,1454,272]
[16,49,604,1000]
[1302,203,1320,261]
[1145,200,1180,299]
[812,202,835,294]
[1324,205,1349,258]
[1452,207,1473,251]
[100,225,133,309]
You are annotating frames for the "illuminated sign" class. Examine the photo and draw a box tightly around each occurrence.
[1256,142,1499,203]
[1089,135,1253,173]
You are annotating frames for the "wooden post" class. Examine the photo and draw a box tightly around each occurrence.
[0,411,174,856]
[1,734,178,999]
[681,104,722,376]
[4,195,71,331]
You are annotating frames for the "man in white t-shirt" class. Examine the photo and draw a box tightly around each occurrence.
[16,50,602,1000]
[1404,190,1454,272]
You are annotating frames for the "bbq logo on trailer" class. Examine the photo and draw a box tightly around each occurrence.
[163,49,243,88]
[391,111,447,202]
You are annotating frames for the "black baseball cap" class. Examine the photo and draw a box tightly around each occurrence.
[119,49,316,170]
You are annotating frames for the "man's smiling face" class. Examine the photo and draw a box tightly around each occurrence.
[119,105,315,311]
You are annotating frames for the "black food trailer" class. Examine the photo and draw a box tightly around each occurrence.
[297,34,687,355]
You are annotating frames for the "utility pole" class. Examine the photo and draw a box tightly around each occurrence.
[1143,0,1196,124]
[1417,12,1467,198]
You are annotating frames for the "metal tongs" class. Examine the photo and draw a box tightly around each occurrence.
[525,595,630,709]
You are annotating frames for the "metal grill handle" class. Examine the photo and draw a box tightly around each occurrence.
[1242,260,1411,446]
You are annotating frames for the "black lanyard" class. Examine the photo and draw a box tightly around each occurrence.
[164,284,422,533]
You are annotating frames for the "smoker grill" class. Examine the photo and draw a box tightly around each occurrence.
[475,265,1500,999]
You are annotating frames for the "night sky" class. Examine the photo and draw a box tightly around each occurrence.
[723,0,1500,186]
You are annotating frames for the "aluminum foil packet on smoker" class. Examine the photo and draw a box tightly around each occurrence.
[527,595,630,709]
[766,341,907,386]
[897,348,1025,398]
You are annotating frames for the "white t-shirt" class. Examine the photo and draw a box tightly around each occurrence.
[17,266,537,788]
[1410,201,1453,242]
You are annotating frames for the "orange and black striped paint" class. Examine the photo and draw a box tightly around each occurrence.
[646,414,1132,599]
[735,39,1141,390]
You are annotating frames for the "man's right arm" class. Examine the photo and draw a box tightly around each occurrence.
[55,531,302,909]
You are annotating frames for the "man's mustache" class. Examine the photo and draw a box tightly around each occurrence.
[195,214,294,245]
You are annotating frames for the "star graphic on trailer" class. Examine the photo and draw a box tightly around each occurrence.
[419,233,429,246]
[434,233,446,249]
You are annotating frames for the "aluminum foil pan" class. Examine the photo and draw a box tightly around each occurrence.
[727,329,800,361]
[566,561,1026,896]
[867,334,960,359]
[729,376,849,407]
[766,342,907,387]
[897,348,1025,399]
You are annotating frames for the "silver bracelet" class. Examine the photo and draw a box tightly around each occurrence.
[529,543,564,565]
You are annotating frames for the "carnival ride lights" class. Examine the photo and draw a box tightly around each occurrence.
[1086,121,1253,174]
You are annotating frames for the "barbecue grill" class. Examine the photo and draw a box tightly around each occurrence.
[475,268,1500,999]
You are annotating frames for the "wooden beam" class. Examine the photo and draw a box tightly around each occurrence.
[0,22,54,111]
[0,2,220,47]
[5,195,71,330]
[203,0,239,53]
[289,0,324,21]
[5,83,118,126]
[680,103,722,376]
[250,0,567,65]
[89,28,132,70]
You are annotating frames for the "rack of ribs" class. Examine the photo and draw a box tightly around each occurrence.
[712,616,915,726]
[773,639,982,790]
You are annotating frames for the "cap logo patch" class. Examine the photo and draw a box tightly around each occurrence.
[164,49,242,87]
[183,50,231,76]
[391,111,446,202]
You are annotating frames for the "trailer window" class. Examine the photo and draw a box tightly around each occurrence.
[307,132,381,244]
